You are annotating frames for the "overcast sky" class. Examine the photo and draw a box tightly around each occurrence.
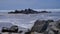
[0,0,60,10]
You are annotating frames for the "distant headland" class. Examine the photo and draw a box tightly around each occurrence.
[8,8,51,14]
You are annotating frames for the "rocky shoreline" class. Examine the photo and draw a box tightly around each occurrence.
[1,19,60,34]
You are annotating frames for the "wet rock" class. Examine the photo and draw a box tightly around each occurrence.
[2,27,9,32]
[9,25,18,33]
[31,20,49,33]
[8,8,51,14]
[2,25,18,33]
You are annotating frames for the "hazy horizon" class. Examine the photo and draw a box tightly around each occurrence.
[0,0,60,10]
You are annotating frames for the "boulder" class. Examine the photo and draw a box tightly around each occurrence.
[9,25,18,33]
[31,20,49,33]
[2,27,9,32]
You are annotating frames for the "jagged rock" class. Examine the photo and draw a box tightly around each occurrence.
[31,20,49,33]
[8,8,51,14]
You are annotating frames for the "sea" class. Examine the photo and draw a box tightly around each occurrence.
[0,9,60,32]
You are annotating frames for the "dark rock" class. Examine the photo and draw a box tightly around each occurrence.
[51,29,59,34]
[2,27,9,32]
[9,25,18,33]
[2,25,18,33]
[0,33,1,34]
[47,20,54,23]
[31,20,49,33]
[39,21,49,33]
[19,31,23,33]
[1,23,13,32]
[8,8,51,14]
[56,23,60,29]
[25,31,31,34]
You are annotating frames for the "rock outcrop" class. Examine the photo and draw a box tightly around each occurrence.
[2,25,18,33]
[8,8,51,14]
[31,20,54,33]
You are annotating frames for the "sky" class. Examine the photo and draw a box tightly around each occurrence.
[0,0,60,10]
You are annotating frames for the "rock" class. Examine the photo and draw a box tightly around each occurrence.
[8,8,51,14]
[2,27,9,32]
[31,20,49,33]
[47,20,54,23]
[9,25,18,33]
[25,31,31,34]
[56,20,60,29]
[40,11,51,13]
[2,25,18,33]
[24,29,31,34]
[50,29,59,34]
[18,31,23,33]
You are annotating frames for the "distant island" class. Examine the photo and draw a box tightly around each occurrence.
[8,8,51,14]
